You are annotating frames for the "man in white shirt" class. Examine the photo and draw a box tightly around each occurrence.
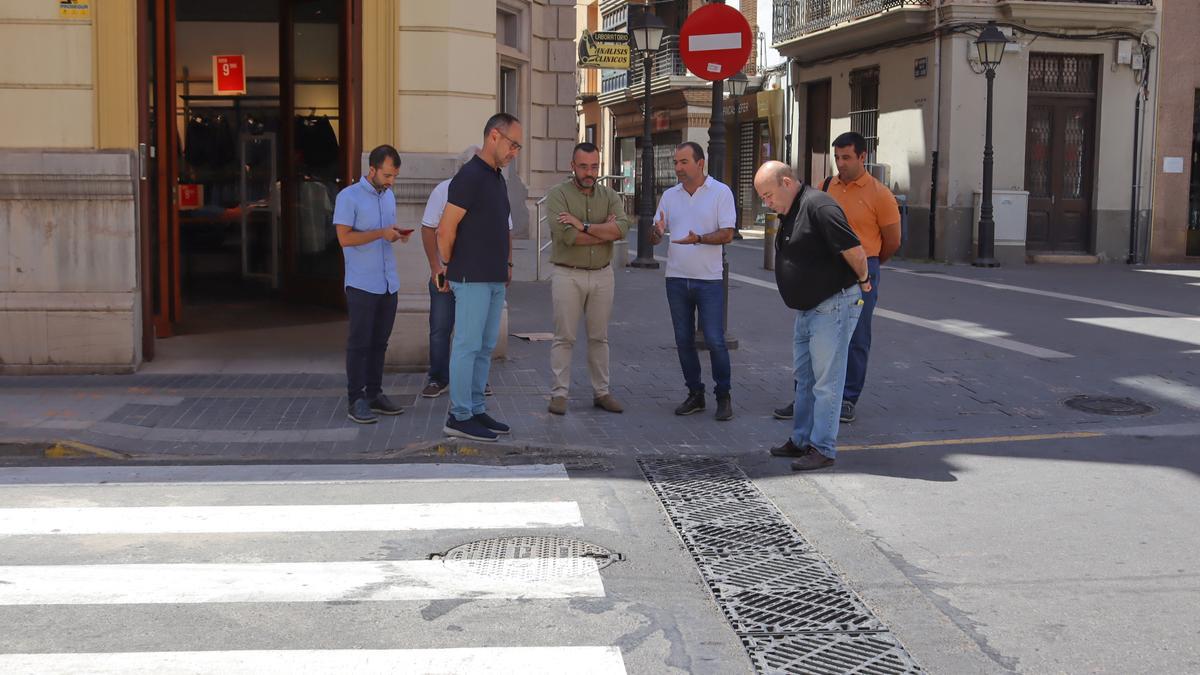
[649,142,737,420]
[419,145,511,399]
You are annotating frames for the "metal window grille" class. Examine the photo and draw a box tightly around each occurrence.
[849,66,880,164]
[1028,53,1098,95]
[737,121,756,212]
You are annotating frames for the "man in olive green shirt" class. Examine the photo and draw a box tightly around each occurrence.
[545,142,631,415]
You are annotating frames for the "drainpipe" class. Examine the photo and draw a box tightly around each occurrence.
[1127,41,1153,265]
[929,22,943,261]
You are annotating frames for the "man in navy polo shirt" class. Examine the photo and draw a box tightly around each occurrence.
[334,145,411,424]
[435,113,521,442]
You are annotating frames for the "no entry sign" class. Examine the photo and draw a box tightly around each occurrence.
[679,4,752,82]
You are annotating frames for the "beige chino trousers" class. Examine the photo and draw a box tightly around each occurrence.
[550,265,615,398]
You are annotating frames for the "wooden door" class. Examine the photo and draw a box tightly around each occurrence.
[1025,54,1097,252]
[146,0,181,338]
[805,80,831,186]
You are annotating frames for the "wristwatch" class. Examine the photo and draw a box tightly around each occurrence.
[582,223,590,234]
[857,276,870,285]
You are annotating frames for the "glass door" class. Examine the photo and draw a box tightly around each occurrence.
[282,0,351,307]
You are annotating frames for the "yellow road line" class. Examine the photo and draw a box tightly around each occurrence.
[840,431,1105,452]
[43,441,130,460]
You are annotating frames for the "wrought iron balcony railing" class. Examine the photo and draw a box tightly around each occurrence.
[773,0,932,44]
[773,0,1153,45]
[629,35,688,88]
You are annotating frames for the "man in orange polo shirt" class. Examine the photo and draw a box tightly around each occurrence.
[774,132,900,423]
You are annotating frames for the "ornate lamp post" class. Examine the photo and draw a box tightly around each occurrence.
[973,21,1010,267]
[630,11,666,269]
[727,71,749,239]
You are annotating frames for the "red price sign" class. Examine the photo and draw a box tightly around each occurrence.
[178,184,203,210]
[212,55,246,95]
[679,4,752,82]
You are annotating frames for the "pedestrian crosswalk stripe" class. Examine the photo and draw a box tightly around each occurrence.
[0,463,569,487]
[0,559,606,605]
[0,501,584,535]
[0,646,628,674]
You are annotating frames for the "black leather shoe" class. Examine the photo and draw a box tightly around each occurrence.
[769,439,807,457]
[791,447,835,471]
[368,394,405,416]
[715,394,733,421]
[773,402,794,420]
[840,400,856,423]
[674,390,705,416]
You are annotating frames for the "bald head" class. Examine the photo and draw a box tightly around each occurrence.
[754,161,802,215]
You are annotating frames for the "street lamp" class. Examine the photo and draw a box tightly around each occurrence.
[727,71,749,240]
[630,11,665,269]
[973,20,1009,267]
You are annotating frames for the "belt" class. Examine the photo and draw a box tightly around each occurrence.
[553,262,610,271]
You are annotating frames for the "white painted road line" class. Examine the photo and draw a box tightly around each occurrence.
[0,463,569,487]
[1114,375,1200,411]
[873,309,1074,359]
[0,647,628,675]
[1070,316,1200,353]
[721,267,1075,359]
[1136,269,1200,280]
[0,559,606,605]
[0,501,583,536]
[887,267,1192,318]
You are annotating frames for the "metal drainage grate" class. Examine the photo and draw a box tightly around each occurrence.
[639,457,922,674]
[701,553,843,594]
[1063,395,1155,416]
[745,633,922,675]
[436,536,620,581]
[681,522,811,555]
[722,587,883,634]
[665,498,785,525]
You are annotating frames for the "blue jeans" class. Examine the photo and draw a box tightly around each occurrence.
[666,277,731,396]
[344,287,397,403]
[427,279,455,386]
[843,257,880,404]
[792,286,862,458]
[448,281,505,421]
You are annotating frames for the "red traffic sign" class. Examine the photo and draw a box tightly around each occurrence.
[679,4,752,82]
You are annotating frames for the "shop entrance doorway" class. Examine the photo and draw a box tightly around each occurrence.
[138,0,359,361]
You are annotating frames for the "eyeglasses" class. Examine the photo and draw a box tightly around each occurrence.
[497,130,522,152]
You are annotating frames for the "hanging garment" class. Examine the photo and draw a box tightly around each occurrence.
[298,180,336,254]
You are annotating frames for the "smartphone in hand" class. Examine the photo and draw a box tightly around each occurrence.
[395,227,415,236]
[435,271,447,291]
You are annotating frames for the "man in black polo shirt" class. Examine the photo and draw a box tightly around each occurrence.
[754,161,872,471]
[435,113,521,442]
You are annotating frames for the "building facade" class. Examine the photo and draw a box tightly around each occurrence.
[1148,0,1199,262]
[772,0,1160,264]
[576,0,780,229]
[0,0,578,374]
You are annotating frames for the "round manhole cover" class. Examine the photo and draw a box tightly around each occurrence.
[439,536,619,581]
[1063,395,1155,416]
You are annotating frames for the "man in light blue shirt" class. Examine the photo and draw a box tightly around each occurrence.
[333,145,411,424]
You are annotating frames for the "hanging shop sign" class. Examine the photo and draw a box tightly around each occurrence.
[212,54,247,96]
[578,30,631,70]
[58,1,89,18]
